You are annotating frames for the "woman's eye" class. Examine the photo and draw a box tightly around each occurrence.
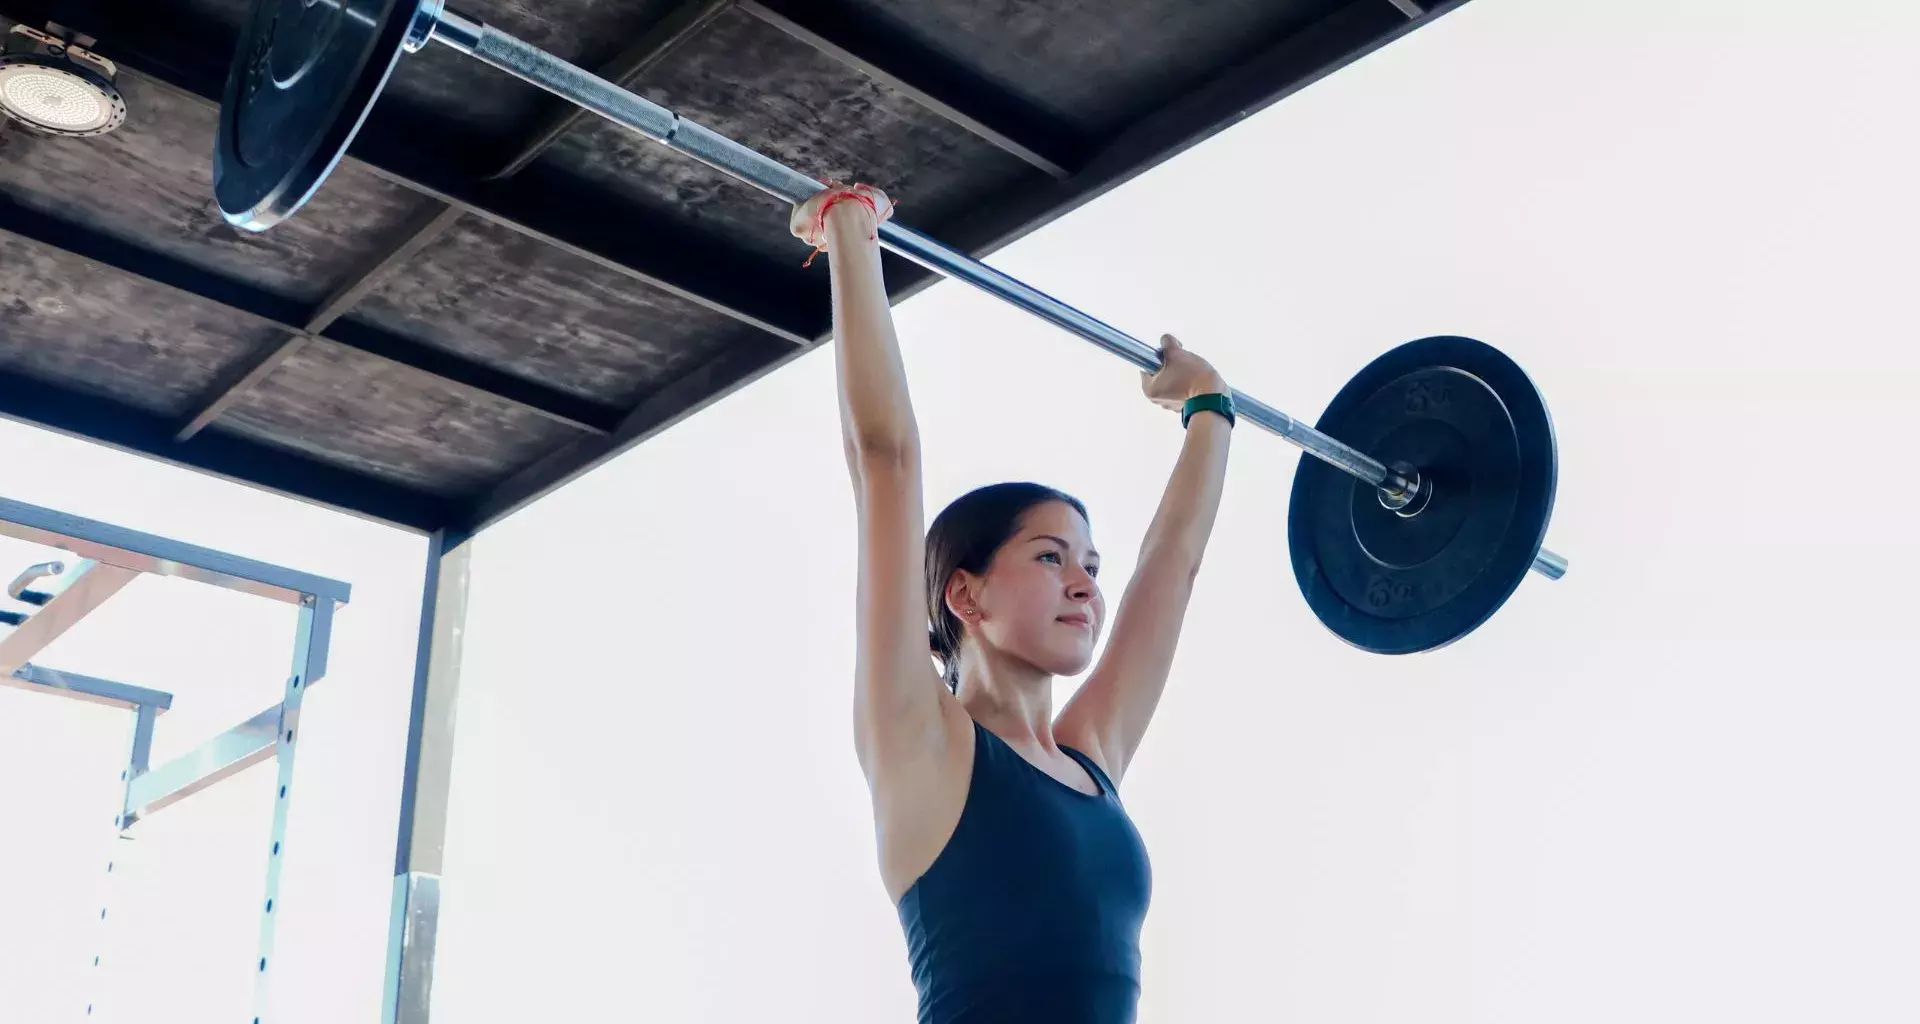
[1087,565,1100,577]
[1039,551,1061,564]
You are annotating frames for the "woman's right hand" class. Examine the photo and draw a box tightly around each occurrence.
[790,182,894,254]
[1141,334,1230,411]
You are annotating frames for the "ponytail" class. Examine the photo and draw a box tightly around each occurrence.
[930,628,959,693]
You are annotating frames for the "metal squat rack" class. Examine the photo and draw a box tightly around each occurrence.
[0,496,351,1022]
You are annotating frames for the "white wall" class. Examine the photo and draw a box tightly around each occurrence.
[430,1,1920,1021]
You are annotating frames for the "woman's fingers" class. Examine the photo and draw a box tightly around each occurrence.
[791,182,894,249]
[1141,332,1229,409]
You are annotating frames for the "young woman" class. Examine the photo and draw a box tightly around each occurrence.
[791,183,1234,1023]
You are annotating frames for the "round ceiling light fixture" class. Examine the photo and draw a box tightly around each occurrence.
[0,27,125,138]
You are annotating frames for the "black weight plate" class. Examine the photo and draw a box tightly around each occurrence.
[215,0,420,230]
[1287,336,1556,654]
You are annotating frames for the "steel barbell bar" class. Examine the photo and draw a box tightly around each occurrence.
[400,3,1566,580]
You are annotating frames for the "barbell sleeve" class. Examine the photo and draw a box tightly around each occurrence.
[425,6,1565,580]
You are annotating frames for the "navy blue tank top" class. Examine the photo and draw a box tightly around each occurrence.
[896,719,1153,1023]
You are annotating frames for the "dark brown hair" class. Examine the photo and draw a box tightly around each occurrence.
[925,482,1088,690]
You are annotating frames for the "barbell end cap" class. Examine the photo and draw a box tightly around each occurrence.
[403,0,445,54]
[421,3,484,55]
[1531,548,1568,580]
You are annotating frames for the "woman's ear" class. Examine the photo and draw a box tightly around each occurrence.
[944,571,981,624]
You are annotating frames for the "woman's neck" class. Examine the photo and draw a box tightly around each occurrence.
[955,653,1056,747]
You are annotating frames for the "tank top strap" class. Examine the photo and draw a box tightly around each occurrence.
[1060,744,1119,799]
[970,720,1119,800]
[967,719,1019,779]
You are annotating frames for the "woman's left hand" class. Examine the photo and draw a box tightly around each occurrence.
[1141,334,1229,411]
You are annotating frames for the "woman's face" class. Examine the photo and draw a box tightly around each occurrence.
[958,501,1104,677]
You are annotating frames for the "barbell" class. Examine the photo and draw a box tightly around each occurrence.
[214,0,1569,654]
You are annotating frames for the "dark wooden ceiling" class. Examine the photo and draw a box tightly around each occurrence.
[0,0,1464,538]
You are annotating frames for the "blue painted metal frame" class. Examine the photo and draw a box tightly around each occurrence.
[5,663,175,711]
[0,493,348,1021]
[383,529,467,1023]
[0,496,352,605]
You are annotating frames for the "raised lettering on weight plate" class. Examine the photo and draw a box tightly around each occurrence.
[1404,377,1453,415]
[244,15,277,101]
[1365,573,1417,609]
